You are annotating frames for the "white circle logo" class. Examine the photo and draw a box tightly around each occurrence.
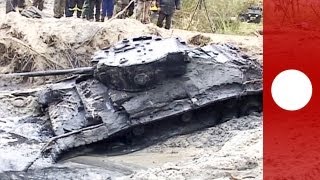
[271,70,312,111]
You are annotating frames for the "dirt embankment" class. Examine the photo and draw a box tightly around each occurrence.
[0,10,262,88]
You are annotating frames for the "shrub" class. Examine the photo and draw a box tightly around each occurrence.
[173,0,261,34]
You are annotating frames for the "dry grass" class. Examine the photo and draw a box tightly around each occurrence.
[235,22,262,35]
[173,0,261,35]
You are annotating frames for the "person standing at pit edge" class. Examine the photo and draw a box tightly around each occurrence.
[136,0,152,24]
[65,0,73,17]
[6,0,25,13]
[69,0,85,18]
[101,0,114,22]
[156,0,181,29]
[115,0,134,19]
[82,0,101,21]
[33,0,44,11]
[54,0,66,18]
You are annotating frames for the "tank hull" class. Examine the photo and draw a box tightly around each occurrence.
[0,38,262,172]
[40,42,262,163]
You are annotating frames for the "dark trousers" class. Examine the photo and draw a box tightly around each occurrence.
[65,0,72,17]
[69,0,84,17]
[33,0,44,11]
[102,0,114,18]
[6,0,25,13]
[54,0,66,18]
[157,12,173,30]
[89,0,102,21]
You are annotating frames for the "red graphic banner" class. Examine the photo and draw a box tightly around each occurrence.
[264,0,320,179]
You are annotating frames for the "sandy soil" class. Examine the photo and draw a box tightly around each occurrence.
[0,2,263,180]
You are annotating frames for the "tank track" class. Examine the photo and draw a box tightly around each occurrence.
[58,94,262,160]
[42,88,261,162]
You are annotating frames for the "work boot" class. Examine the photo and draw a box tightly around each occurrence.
[54,15,62,18]
[101,16,105,22]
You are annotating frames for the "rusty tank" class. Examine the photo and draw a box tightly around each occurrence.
[0,35,262,172]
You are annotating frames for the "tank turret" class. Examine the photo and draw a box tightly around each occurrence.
[93,36,190,92]
[1,36,190,92]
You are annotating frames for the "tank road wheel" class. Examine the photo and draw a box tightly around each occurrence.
[132,126,145,137]
[180,111,194,123]
[239,96,262,116]
[220,99,239,123]
[221,108,239,123]
[134,73,150,86]
[197,108,221,126]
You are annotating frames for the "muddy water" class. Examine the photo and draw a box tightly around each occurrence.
[63,114,262,179]
[68,147,202,169]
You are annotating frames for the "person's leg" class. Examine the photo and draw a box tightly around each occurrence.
[143,0,151,23]
[66,0,74,17]
[38,0,44,10]
[114,0,122,18]
[82,0,89,18]
[135,0,143,21]
[88,0,95,20]
[164,13,173,29]
[60,0,67,17]
[106,0,114,19]
[17,0,25,8]
[6,0,16,13]
[32,0,38,8]
[53,0,61,17]
[156,11,166,28]
[127,0,134,17]
[77,0,85,18]
[119,4,128,19]
[95,0,102,21]
[12,0,18,8]
[101,0,107,19]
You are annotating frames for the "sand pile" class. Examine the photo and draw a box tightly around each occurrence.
[0,13,156,74]
[0,12,166,87]
[0,12,262,75]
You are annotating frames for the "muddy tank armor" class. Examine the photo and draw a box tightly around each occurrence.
[0,35,262,172]
[93,36,190,91]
